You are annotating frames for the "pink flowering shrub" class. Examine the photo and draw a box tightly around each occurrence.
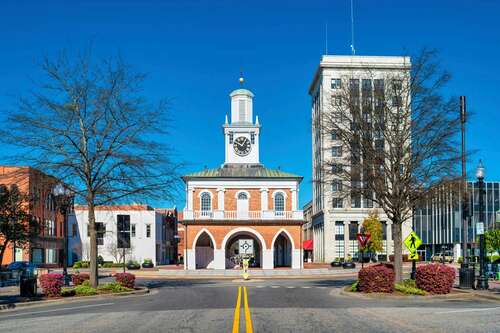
[416,264,455,294]
[358,264,395,293]
[115,273,135,289]
[40,273,64,297]
[71,273,90,286]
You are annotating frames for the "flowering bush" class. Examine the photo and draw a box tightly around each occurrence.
[115,272,135,289]
[358,264,395,293]
[416,264,455,294]
[71,273,90,286]
[40,273,64,297]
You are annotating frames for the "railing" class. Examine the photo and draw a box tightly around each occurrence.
[184,210,304,221]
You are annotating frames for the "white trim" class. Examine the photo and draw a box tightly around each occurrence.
[192,228,217,250]
[235,190,251,199]
[197,190,214,198]
[271,190,288,199]
[271,228,296,250]
[221,227,267,250]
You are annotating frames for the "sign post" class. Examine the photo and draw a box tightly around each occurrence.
[239,239,253,280]
[404,230,422,280]
[357,232,371,269]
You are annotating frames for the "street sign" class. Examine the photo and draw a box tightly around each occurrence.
[476,222,484,235]
[238,239,254,256]
[408,252,419,261]
[242,258,249,280]
[404,231,422,253]
[357,233,371,249]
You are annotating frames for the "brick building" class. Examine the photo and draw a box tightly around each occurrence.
[0,166,67,267]
[180,82,304,270]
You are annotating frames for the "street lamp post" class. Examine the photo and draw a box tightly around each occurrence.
[52,183,73,286]
[475,160,489,290]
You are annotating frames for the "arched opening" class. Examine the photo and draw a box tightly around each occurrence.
[236,192,249,219]
[195,232,214,269]
[225,232,262,269]
[273,232,292,267]
[274,192,285,216]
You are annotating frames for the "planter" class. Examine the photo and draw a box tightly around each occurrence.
[141,262,154,269]
[126,264,141,270]
[342,262,356,269]
[331,261,342,268]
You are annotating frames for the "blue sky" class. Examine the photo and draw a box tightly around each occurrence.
[0,0,499,209]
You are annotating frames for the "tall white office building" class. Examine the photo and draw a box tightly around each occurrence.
[307,55,412,263]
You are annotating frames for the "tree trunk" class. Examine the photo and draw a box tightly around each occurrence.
[88,202,98,288]
[0,241,9,266]
[392,221,403,283]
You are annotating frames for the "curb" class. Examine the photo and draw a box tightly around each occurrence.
[338,286,476,301]
[452,288,500,302]
[0,287,150,312]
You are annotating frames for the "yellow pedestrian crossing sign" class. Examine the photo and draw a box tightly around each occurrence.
[408,252,419,260]
[404,231,422,253]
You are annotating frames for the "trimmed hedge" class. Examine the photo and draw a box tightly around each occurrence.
[71,273,90,286]
[40,273,64,297]
[115,272,135,289]
[416,264,455,294]
[358,263,395,293]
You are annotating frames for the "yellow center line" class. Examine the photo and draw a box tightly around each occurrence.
[232,286,242,333]
[243,286,254,333]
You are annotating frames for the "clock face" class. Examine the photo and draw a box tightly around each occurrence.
[233,136,251,156]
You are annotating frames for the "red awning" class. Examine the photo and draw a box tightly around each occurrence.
[303,240,313,251]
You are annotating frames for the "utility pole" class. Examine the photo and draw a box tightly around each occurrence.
[460,96,468,263]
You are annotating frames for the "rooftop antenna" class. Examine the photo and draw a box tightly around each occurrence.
[325,22,328,55]
[239,69,245,86]
[350,0,356,55]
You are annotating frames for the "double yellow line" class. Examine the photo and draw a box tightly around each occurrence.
[232,286,253,333]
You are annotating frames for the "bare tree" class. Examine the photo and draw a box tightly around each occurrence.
[1,50,179,286]
[320,49,461,282]
[105,238,133,264]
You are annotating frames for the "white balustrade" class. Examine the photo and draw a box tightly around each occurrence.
[183,209,303,221]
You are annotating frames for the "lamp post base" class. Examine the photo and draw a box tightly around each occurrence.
[476,276,489,290]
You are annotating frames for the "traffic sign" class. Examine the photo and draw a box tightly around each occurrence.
[239,239,254,255]
[476,222,484,235]
[357,233,371,249]
[496,211,500,223]
[408,252,419,261]
[404,231,422,253]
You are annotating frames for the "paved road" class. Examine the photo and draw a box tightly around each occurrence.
[0,278,499,333]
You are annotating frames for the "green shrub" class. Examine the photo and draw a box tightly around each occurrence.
[75,284,97,296]
[61,287,76,297]
[350,280,359,292]
[81,280,91,287]
[98,282,132,293]
[143,258,153,264]
[457,256,464,264]
[395,283,427,296]
[112,263,125,268]
[400,279,416,288]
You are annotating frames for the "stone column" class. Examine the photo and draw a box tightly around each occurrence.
[291,189,297,211]
[343,221,350,260]
[187,188,194,210]
[260,188,268,211]
[217,188,225,210]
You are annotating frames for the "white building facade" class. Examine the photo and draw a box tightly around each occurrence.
[308,55,412,263]
[68,205,176,266]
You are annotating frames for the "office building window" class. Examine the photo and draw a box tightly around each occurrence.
[96,222,105,246]
[331,95,342,107]
[392,96,402,107]
[72,223,77,237]
[332,146,342,157]
[332,180,342,192]
[332,164,343,174]
[332,197,343,208]
[335,222,345,259]
[146,224,151,238]
[131,224,136,237]
[331,78,341,89]
[331,130,338,140]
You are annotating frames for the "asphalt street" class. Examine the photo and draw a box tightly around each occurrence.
[0,278,499,333]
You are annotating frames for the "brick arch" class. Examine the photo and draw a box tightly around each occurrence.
[271,228,295,250]
[192,228,217,250]
[221,227,267,250]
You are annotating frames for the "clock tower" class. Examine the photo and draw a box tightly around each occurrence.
[223,82,261,166]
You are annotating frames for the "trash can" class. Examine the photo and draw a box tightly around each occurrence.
[459,263,475,289]
[19,264,38,297]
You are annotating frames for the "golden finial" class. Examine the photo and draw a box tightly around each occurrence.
[239,70,244,86]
